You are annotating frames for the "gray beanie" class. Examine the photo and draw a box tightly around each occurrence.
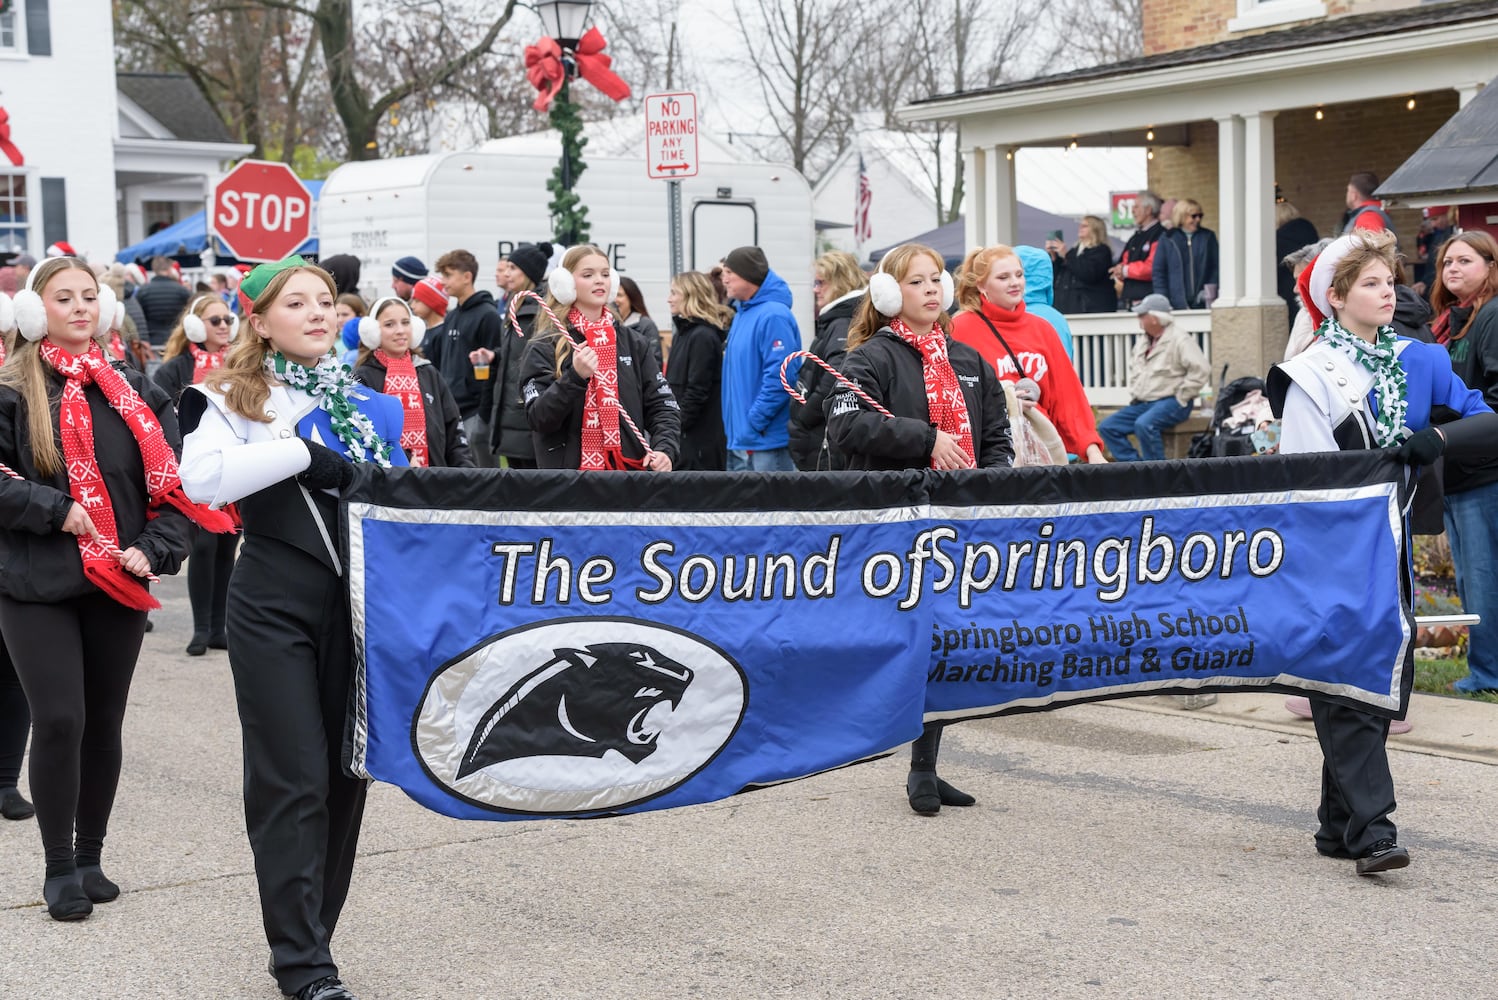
[723,246,769,286]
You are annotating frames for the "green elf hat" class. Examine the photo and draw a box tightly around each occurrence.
[237,255,311,314]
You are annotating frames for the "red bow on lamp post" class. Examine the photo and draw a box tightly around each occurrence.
[523,27,631,113]
[0,107,25,168]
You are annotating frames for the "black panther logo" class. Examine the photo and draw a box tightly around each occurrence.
[457,642,695,778]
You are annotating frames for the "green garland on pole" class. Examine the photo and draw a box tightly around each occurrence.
[547,79,591,246]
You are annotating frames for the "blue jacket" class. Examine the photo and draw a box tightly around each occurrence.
[1015,246,1074,358]
[721,269,800,451]
[1152,227,1219,309]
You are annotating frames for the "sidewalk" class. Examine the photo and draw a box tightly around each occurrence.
[1117,689,1498,764]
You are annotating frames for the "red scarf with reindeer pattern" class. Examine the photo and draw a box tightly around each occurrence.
[572,309,640,471]
[889,317,974,467]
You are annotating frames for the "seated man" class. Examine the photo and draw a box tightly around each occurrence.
[1098,294,1210,462]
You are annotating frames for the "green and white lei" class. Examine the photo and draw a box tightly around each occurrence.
[266,351,393,467]
[1316,318,1408,448]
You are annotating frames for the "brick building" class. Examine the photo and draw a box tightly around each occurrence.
[900,0,1498,386]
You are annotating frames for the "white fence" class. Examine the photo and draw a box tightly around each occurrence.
[1068,309,1213,408]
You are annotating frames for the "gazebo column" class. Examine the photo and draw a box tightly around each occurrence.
[963,144,1017,249]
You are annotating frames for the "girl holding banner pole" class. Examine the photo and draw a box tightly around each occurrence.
[519,245,681,471]
[178,256,406,1000]
[825,243,1013,815]
[1268,229,1497,876]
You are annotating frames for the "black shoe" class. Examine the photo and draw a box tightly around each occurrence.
[208,633,229,650]
[936,777,975,807]
[77,864,119,902]
[43,874,92,921]
[293,976,357,1000]
[907,771,940,815]
[186,635,209,656]
[0,787,33,820]
[1316,843,1356,860]
[144,618,154,633]
[1356,839,1410,875]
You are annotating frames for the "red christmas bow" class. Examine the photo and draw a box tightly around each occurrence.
[523,27,631,114]
[0,106,24,168]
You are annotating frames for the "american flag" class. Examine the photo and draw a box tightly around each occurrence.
[854,154,872,246]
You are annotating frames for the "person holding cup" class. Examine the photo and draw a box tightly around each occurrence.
[431,250,502,468]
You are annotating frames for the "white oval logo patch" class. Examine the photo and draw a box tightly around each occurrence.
[413,617,748,815]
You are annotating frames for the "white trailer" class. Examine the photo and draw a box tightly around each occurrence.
[317,152,817,341]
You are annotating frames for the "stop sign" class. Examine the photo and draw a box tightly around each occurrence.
[212,159,314,263]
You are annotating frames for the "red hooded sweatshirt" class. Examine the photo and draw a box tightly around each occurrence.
[950,299,1103,456]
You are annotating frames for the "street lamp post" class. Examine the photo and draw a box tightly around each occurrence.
[535,0,596,246]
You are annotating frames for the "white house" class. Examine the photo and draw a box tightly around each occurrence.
[0,1,250,264]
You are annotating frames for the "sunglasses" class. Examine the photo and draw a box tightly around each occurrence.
[1189,213,1203,220]
[204,315,233,327]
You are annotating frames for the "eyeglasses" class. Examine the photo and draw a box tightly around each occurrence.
[205,315,233,327]
[812,279,825,288]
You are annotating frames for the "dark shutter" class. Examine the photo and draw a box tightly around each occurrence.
[41,177,65,248]
[26,0,49,57]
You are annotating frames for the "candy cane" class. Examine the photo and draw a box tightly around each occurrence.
[506,289,565,340]
[0,461,160,583]
[779,350,894,419]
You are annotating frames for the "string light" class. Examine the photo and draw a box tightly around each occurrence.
[1407,97,1417,110]
[1068,138,1078,150]
[1146,129,1155,141]
[1315,108,1324,121]
[1147,148,1154,161]
[1005,149,1013,161]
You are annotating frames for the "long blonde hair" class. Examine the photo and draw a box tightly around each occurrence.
[162,295,228,361]
[953,244,1019,315]
[0,257,100,475]
[211,265,337,421]
[815,251,868,302]
[846,244,951,351]
[1078,216,1107,249]
[670,271,733,330]
[533,245,617,378]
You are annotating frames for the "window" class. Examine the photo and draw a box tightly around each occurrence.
[1227,0,1327,33]
[0,11,18,52]
[0,172,29,254]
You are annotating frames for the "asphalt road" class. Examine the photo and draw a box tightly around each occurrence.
[3,572,1495,999]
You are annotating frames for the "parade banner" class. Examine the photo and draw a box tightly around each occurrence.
[344,452,1413,821]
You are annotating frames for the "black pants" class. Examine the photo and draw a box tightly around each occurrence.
[1310,698,1397,856]
[188,527,238,639]
[0,639,30,788]
[229,538,366,996]
[0,592,147,867]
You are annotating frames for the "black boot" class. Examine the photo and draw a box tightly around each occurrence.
[0,786,33,820]
[907,771,941,815]
[44,867,91,922]
[77,865,120,903]
[936,777,976,807]
[186,633,209,656]
[208,632,229,650]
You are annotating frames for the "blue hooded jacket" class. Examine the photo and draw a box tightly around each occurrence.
[721,269,801,451]
[1016,245,1074,359]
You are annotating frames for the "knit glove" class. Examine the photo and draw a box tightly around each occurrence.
[1392,427,1445,466]
[297,439,355,490]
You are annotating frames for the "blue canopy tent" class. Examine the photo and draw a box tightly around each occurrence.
[116,180,322,264]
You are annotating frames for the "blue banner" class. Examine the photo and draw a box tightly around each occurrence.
[344,453,1413,821]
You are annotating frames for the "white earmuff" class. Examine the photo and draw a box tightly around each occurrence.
[409,314,427,349]
[112,301,125,333]
[940,271,955,311]
[549,265,578,306]
[183,296,210,343]
[361,297,420,350]
[867,271,901,315]
[228,314,241,341]
[95,283,118,340]
[609,270,620,303]
[0,292,14,335]
[14,263,45,342]
[358,315,381,349]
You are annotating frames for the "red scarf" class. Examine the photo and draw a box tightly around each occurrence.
[375,349,429,467]
[39,341,236,610]
[1431,298,1477,346]
[572,309,640,471]
[106,331,128,363]
[890,318,974,468]
[189,343,225,384]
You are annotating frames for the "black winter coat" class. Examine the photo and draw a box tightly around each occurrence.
[1054,244,1117,314]
[520,320,682,470]
[133,276,190,345]
[1275,217,1320,324]
[1392,285,1435,344]
[355,354,474,468]
[153,350,216,407]
[0,363,192,602]
[665,315,726,471]
[1440,296,1498,494]
[435,290,504,422]
[825,328,1014,472]
[788,293,859,469]
[487,286,543,463]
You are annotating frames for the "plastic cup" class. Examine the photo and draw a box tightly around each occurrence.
[473,363,490,381]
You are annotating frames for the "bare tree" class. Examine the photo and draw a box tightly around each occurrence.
[596,0,690,98]
[730,0,872,183]
[1044,0,1144,69]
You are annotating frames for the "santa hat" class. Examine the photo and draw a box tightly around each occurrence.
[45,241,76,258]
[411,275,448,317]
[1296,233,1361,331]
[124,263,148,286]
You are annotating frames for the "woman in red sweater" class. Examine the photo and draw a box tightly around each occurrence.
[951,245,1106,463]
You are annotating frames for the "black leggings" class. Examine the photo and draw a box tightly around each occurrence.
[0,592,147,867]
[188,528,238,637]
[0,639,29,788]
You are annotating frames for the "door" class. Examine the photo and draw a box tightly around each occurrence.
[691,200,758,272]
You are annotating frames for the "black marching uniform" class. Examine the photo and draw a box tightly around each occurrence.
[826,325,1013,814]
[354,353,474,468]
[0,361,192,914]
[179,380,406,996]
[519,318,682,470]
